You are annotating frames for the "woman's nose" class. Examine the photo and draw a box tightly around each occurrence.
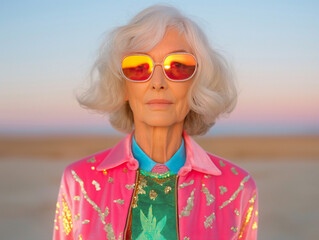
[150,65,168,90]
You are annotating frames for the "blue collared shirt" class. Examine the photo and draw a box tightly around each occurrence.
[132,135,186,174]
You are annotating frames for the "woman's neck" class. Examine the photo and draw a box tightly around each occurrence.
[134,122,184,164]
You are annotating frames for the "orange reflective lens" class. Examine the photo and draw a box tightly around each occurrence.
[121,53,197,82]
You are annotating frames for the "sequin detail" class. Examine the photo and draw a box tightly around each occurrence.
[125,184,135,190]
[234,209,240,216]
[108,177,114,183]
[231,226,238,233]
[103,169,108,175]
[204,212,215,229]
[92,180,101,191]
[91,166,95,170]
[113,199,124,205]
[184,237,190,240]
[71,170,115,237]
[179,180,194,189]
[82,219,90,224]
[140,169,175,179]
[201,183,215,206]
[238,194,256,238]
[231,167,239,175]
[219,186,228,195]
[74,196,80,201]
[164,186,172,194]
[104,223,116,240]
[180,189,195,217]
[79,234,83,240]
[74,213,80,221]
[87,157,96,163]
[149,190,158,200]
[219,176,250,209]
[252,221,258,229]
[219,160,226,167]
[62,194,72,235]
[204,175,211,178]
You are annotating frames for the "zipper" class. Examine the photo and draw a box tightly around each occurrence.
[175,175,180,240]
[123,169,139,239]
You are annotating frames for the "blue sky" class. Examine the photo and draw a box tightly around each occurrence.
[1,0,318,135]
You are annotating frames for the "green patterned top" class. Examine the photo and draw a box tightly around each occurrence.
[130,170,178,240]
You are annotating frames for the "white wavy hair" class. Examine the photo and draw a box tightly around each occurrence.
[77,5,237,136]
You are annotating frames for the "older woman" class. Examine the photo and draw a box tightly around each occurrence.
[53,5,258,240]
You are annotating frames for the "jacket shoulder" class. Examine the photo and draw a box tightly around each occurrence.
[207,152,257,190]
[62,147,113,177]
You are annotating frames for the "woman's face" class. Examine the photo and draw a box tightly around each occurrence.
[124,28,194,129]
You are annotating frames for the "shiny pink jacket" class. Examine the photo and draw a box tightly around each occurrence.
[53,132,258,240]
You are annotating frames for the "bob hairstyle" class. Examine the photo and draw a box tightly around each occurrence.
[77,5,237,136]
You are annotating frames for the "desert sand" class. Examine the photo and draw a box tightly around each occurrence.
[0,135,318,240]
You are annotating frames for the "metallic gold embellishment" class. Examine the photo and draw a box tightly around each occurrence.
[56,202,60,208]
[204,212,215,229]
[71,170,110,227]
[82,219,90,224]
[234,209,240,216]
[74,196,80,201]
[219,160,226,167]
[108,177,114,183]
[219,176,250,209]
[132,195,138,208]
[180,189,196,217]
[238,194,256,238]
[204,175,211,178]
[231,226,238,233]
[104,223,116,240]
[92,180,101,191]
[149,190,158,200]
[103,169,107,175]
[114,199,124,205]
[62,194,73,235]
[255,210,258,216]
[87,157,96,163]
[184,237,190,240]
[125,184,135,190]
[219,186,228,195]
[137,184,146,195]
[164,186,172,194]
[54,219,57,223]
[55,226,59,230]
[79,234,83,240]
[123,168,128,173]
[231,167,239,175]
[179,180,194,189]
[91,166,95,170]
[201,183,215,206]
[74,214,80,221]
[252,221,258,229]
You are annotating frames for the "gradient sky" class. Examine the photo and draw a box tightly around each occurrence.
[1,0,318,135]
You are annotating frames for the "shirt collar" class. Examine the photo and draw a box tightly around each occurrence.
[97,130,221,176]
[131,134,186,174]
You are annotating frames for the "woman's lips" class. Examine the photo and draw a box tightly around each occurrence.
[146,99,173,108]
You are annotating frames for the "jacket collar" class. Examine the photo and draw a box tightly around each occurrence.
[97,131,221,177]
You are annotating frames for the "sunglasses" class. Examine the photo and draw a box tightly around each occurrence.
[121,52,197,82]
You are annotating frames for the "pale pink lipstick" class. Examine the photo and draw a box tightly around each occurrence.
[146,99,173,109]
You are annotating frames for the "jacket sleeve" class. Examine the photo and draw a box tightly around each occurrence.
[53,169,74,240]
[238,188,259,239]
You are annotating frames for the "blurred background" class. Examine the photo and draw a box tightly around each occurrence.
[0,0,318,239]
